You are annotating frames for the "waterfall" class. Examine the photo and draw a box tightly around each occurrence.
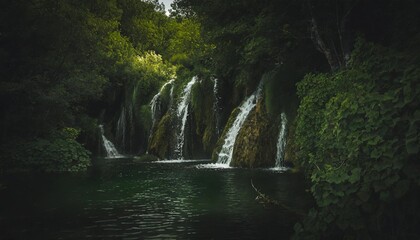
[116,107,126,150]
[174,77,197,159]
[275,113,287,168]
[213,78,221,136]
[217,83,263,166]
[99,125,123,158]
[150,79,175,129]
[169,82,175,106]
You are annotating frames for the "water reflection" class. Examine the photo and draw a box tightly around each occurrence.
[0,160,312,239]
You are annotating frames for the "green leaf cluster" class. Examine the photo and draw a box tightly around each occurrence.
[0,0,211,159]
[294,39,420,238]
[172,0,310,91]
[0,128,91,172]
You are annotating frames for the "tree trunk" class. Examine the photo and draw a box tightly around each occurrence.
[310,17,341,71]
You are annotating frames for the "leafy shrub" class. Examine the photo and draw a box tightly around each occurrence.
[1,128,91,172]
[293,39,420,239]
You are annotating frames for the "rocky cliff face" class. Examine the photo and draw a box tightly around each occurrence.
[231,99,277,168]
[147,77,220,160]
[147,76,293,167]
[148,113,174,159]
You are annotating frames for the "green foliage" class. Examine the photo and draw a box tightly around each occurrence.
[0,0,210,160]
[98,31,136,76]
[294,39,420,238]
[173,0,311,90]
[61,127,81,140]
[115,50,178,153]
[1,128,91,172]
[124,50,176,109]
[0,0,125,140]
[134,51,177,80]
[118,0,166,52]
[166,19,214,67]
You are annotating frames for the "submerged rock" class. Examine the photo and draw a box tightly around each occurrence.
[231,99,277,168]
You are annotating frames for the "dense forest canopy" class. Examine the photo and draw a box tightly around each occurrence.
[168,0,419,238]
[0,0,419,239]
[0,0,210,168]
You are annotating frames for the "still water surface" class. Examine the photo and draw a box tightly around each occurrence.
[0,159,311,239]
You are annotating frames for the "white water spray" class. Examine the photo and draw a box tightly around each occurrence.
[116,107,126,149]
[217,83,263,166]
[174,77,197,159]
[213,78,221,136]
[150,79,175,128]
[99,125,123,158]
[275,113,287,168]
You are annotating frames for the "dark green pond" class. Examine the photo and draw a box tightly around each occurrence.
[0,159,312,239]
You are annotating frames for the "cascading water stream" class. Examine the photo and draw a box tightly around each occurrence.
[213,78,221,136]
[174,77,197,159]
[116,107,126,150]
[99,125,123,158]
[275,113,287,168]
[150,79,175,130]
[216,82,263,166]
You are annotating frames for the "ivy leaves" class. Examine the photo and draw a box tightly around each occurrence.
[1,128,91,172]
[294,39,420,238]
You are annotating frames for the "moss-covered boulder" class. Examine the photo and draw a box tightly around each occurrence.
[147,113,174,159]
[190,78,218,158]
[211,107,241,162]
[182,105,207,159]
[231,100,277,168]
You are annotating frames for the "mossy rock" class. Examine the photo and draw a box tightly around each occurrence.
[211,107,241,162]
[190,78,218,155]
[148,113,174,159]
[231,99,277,168]
[202,125,216,152]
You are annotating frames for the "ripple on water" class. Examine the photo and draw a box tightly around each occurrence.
[264,167,290,172]
[153,159,210,163]
[194,163,233,169]
[0,159,311,240]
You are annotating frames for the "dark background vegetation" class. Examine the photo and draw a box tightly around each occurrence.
[0,0,419,238]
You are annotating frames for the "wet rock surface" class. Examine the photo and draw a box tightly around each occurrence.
[231,100,277,168]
